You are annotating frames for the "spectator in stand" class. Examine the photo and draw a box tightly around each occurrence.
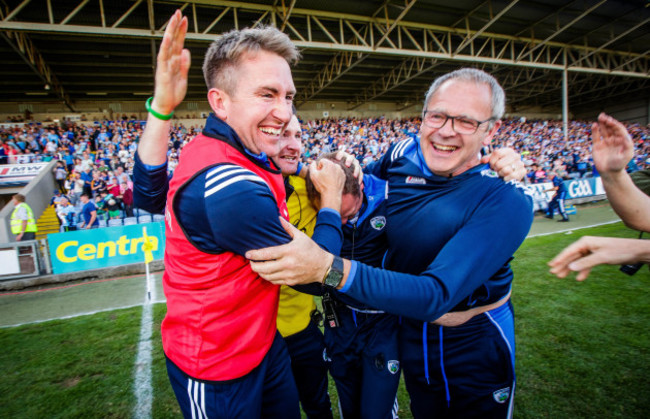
[50,189,64,207]
[105,195,122,220]
[80,167,93,196]
[79,192,100,229]
[69,172,84,205]
[53,161,68,193]
[0,141,7,164]
[80,150,94,171]
[114,165,131,186]
[106,176,121,197]
[45,139,57,155]
[56,197,77,232]
[91,171,107,197]
[119,181,134,217]
[534,165,547,183]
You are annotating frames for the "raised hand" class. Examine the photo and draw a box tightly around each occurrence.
[151,10,191,115]
[309,158,346,211]
[591,112,634,176]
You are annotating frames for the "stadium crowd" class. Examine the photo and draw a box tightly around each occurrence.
[0,114,648,232]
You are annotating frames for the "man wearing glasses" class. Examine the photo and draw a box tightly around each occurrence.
[247,68,534,418]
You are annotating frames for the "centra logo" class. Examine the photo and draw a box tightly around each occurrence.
[55,235,159,263]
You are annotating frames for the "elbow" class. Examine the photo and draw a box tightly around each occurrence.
[622,219,650,234]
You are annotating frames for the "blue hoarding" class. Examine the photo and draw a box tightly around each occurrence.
[48,222,165,274]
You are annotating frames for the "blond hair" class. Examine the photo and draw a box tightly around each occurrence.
[203,26,300,94]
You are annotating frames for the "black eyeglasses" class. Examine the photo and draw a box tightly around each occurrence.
[422,111,494,134]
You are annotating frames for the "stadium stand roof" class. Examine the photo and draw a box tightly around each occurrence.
[1,0,648,113]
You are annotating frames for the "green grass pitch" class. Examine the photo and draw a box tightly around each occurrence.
[0,223,648,418]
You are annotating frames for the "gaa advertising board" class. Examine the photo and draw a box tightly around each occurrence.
[48,222,165,274]
[525,177,605,211]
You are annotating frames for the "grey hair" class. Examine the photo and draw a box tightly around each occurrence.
[422,68,505,123]
[203,25,300,93]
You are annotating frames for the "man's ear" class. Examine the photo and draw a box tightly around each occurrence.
[483,119,502,146]
[207,88,229,120]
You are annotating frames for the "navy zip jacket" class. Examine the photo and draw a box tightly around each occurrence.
[339,137,534,322]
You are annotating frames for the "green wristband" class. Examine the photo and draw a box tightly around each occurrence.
[145,97,174,121]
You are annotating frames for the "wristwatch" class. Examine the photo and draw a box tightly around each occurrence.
[323,256,344,288]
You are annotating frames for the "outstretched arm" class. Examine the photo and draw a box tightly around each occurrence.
[137,10,191,166]
[592,113,650,232]
[548,236,650,281]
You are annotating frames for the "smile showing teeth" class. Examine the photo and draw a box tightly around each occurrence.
[281,156,296,161]
[433,143,458,152]
[260,127,282,135]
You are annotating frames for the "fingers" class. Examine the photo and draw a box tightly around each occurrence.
[548,237,592,278]
[248,253,309,285]
[591,122,600,144]
[352,162,363,184]
[180,48,192,77]
[335,151,355,166]
[278,216,296,238]
[334,150,363,182]
[489,148,525,182]
[246,242,289,262]
[548,236,609,281]
[595,113,631,145]
[171,13,188,58]
[574,267,592,282]
[158,11,188,69]
[310,159,345,187]
[549,236,591,266]
[159,11,183,62]
[566,254,602,281]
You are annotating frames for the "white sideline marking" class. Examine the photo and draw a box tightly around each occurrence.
[527,220,621,238]
[133,272,157,419]
[0,300,167,329]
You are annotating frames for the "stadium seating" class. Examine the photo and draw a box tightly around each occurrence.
[138,214,152,224]
[107,219,123,227]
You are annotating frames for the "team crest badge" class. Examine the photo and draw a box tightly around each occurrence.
[370,216,386,230]
[493,387,511,404]
[481,169,499,178]
[322,348,331,362]
[387,360,400,374]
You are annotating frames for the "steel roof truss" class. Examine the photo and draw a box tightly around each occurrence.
[0,29,73,110]
[374,0,418,50]
[349,56,438,109]
[455,0,519,55]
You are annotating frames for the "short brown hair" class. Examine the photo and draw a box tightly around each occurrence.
[305,152,361,205]
[13,193,25,203]
[203,26,300,93]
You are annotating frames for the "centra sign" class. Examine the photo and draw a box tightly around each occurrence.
[47,222,165,274]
